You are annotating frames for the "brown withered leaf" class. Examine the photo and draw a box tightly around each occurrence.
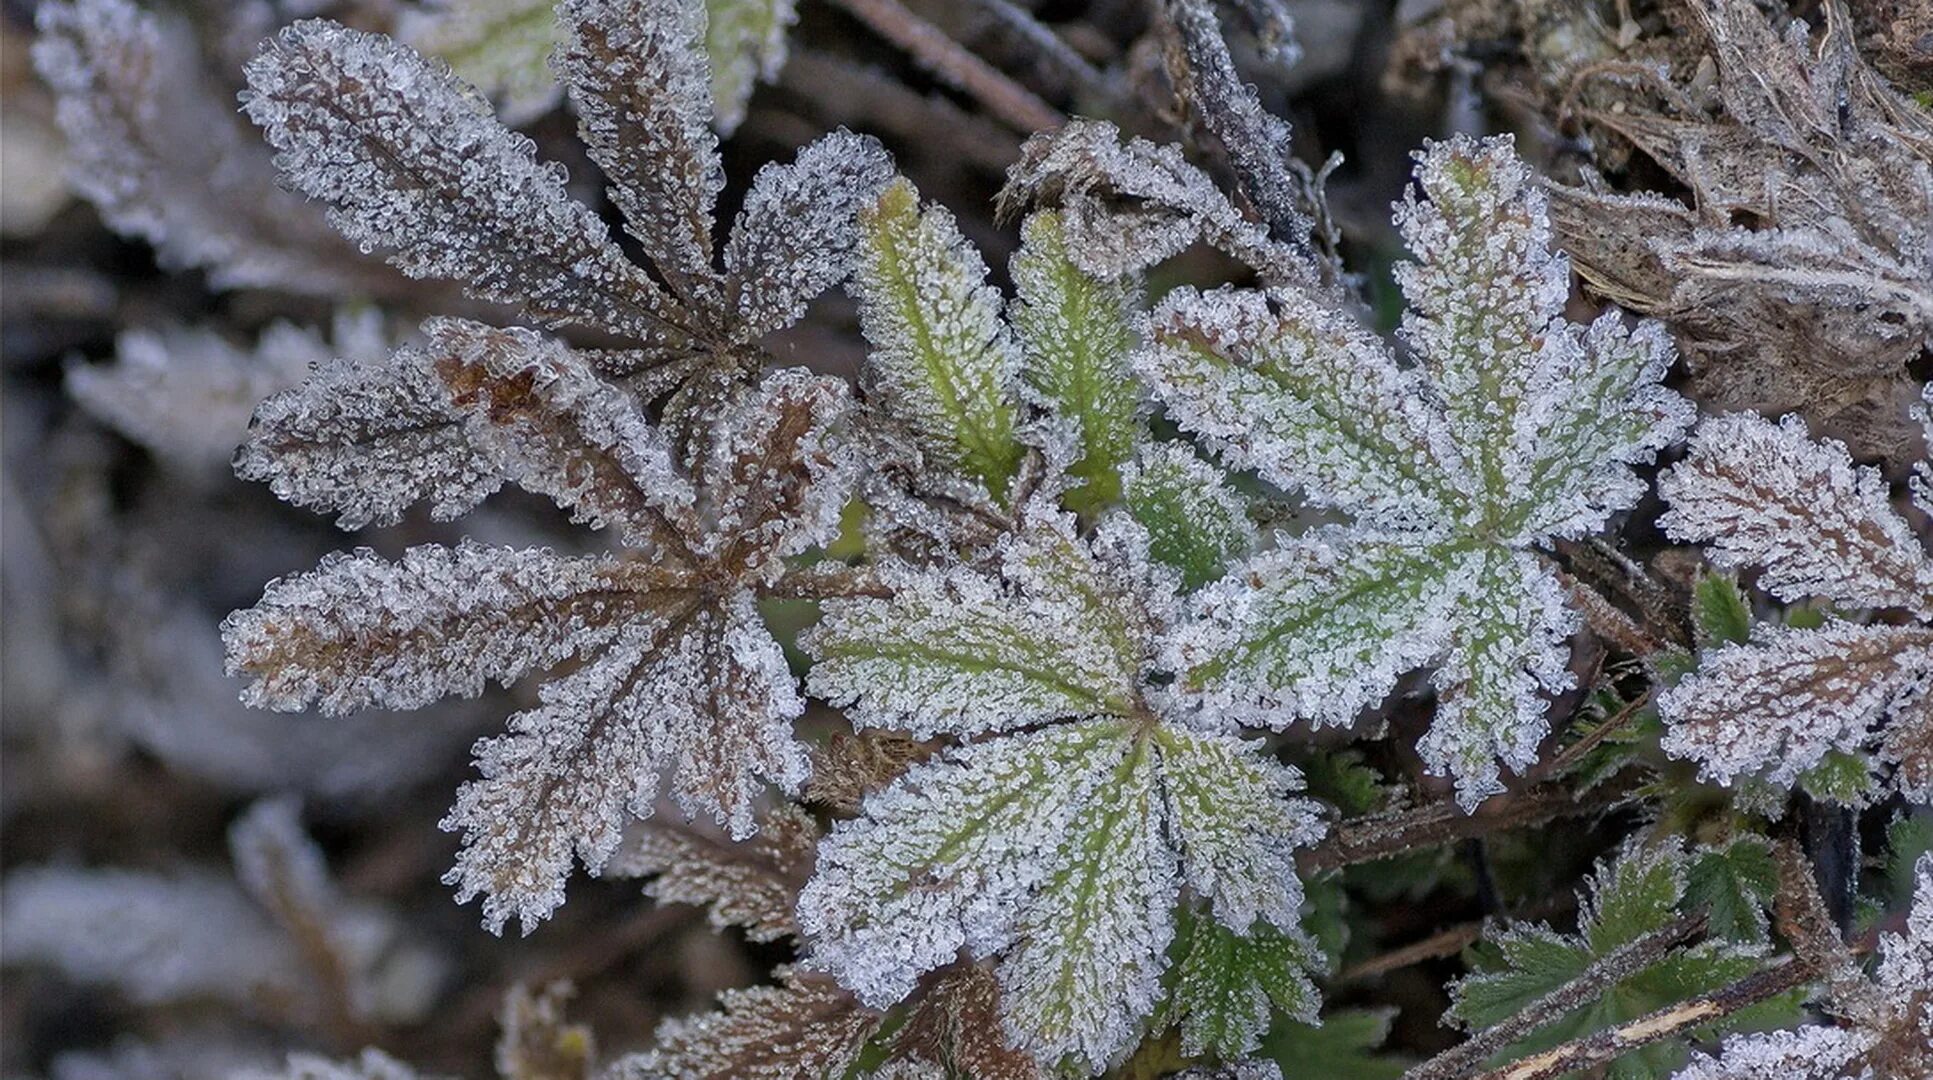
[611,969,882,1080]
[804,729,942,814]
[603,804,819,943]
[226,334,863,934]
[891,966,1044,1080]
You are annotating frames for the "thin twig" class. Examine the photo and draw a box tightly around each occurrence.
[1339,922,1484,984]
[1297,778,1637,875]
[827,0,1064,134]
[1403,914,1707,1080]
[1156,0,1318,260]
[1467,958,1814,1080]
[965,0,1118,103]
[1527,688,1653,784]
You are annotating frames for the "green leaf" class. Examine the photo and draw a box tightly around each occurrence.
[1164,910,1320,1060]
[1692,572,1753,648]
[401,0,562,126]
[1449,842,1784,1077]
[1124,443,1256,591]
[852,178,1023,499]
[703,0,796,134]
[805,508,1142,737]
[1261,1009,1408,1080]
[1010,210,1144,516]
[1799,748,1880,807]
[1684,835,1777,943]
[1294,749,1388,818]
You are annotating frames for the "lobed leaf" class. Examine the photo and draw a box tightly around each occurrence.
[1660,411,1933,616]
[1165,912,1321,1060]
[603,805,818,943]
[242,20,686,344]
[399,0,561,126]
[442,588,808,932]
[1009,211,1145,516]
[851,178,1023,499]
[616,969,879,1080]
[705,0,798,135]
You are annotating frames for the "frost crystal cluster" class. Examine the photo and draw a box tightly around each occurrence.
[1658,407,1933,800]
[1135,134,1693,806]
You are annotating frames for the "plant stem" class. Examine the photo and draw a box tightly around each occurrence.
[1402,914,1707,1080]
[1466,958,1814,1080]
[827,0,1064,134]
[1297,779,1636,874]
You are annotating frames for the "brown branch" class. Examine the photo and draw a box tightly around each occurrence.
[1297,778,1637,875]
[1403,915,1708,1080]
[1338,922,1484,984]
[1156,0,1322,264]
[1468,958,1815,1080]
[827,0,1064,134]
[1526,689,1654,785]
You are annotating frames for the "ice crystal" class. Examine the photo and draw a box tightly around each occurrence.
[802,499,1325,1070]
[241,5,890,390]
[1672,853,1933,1080]
[1139,134,1692,807]
[227,358,861,933]
[610,968,880,1080]
[1658,410,1933,800]
[602,805,819,942]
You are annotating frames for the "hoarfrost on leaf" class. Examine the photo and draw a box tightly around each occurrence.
[1137,134,1692,807]
[1658,407,1933,801]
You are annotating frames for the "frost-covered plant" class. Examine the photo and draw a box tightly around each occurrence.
[1657,406,1933,802]
[400,0,795,132]
[1672,853,1933,1080]
[222,0,892,933]
[1133,134,1694,807]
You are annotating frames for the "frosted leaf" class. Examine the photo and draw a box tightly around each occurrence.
[442,588,807,932]
[603,804,818,942]
[234,329,500,531]
[556,0,720,299]
[999,119,1316,288]
[1009,211,1145,516]
[1136,285,1468,529]
[889,966,1045,1080]
[67,315,364,472]
[723,130,895,341]
[0,866,299,1006]
[242,20,687,345]
[805,508,1144,738]
[1660,412,1933,615]
[1000,739,1172,1070]
[1673,852,1933,1079]
[805,729,940,814]
[696,369,860,578]
[1163,915,1320,1060]
[1174,533,1479,732]
[1155,726,1325,933]
[1138,134,1689,805]
[614,968,880,1080]
[1122,443,1255,591]
[852,178,1023,499]
[1657,621,1933,793]
[705,0,798,134]
[798,720,1137,1012]
[496,982,595,1080]
[222,541,678,714]
[801,716,1322,1069]
[31,0,385,296]
[238,1050,429,1080]
[1422,549,1579,809]
[399,0,563,126]
[1670,1026,1880,1080]
[426,318,698,549]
